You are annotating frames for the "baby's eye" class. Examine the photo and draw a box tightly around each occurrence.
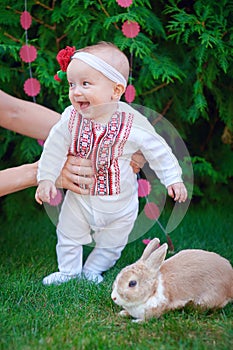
[83,81,90,87]
[128,280,137,288]
[69,82,75,88]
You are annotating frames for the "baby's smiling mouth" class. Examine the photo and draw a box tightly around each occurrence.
[79,101,90,110]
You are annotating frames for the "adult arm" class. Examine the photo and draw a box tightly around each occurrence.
[0,91,93,197]
[0,92,142,196]
[0,156,94,197]
[0,163,38,197]
[0,90,60,140]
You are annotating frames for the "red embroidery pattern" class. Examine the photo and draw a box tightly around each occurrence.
[68,108,134,195]
[76,118,93,159]
[92,112,122,195]
[68,108,80,155]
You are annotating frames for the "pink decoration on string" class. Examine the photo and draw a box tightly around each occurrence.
[138,179,151,197]
[142,239,161,246]
[49,190,63,206]
[125,84,136,103]
[24,78,41,97]
[142,239,151,245]
[122,21,140,38]
[20,11,32,30]
[116,0,133,8]
[37,139,44,147]
[144,202,160,220]
[20,45,37,63]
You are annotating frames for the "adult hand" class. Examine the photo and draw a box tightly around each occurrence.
[56,151,146,194]
[130,151,146,173]
[55,155,94,194]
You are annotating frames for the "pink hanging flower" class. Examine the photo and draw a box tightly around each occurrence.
[20,45,37,63]
[125,84,136,103]
[144,202,160,220]
[24,78,40,97]
[20,11,32,30]
[142,239,151,245]
[56,46,76,72]
[142,239,161,247]
[138,178,151,197]
[37,139,44,147]
[122,21,140,38]
[49,190,63,206]
[116,0,133,8]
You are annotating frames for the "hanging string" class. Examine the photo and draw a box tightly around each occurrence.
[117,0,139,103]
[125,50,136,104]
[116,0,175,251]
[20,0,40,100]
[129,51,133,85]
[24,1,35,102]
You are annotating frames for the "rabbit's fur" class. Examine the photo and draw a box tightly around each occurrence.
[111,238,233,322]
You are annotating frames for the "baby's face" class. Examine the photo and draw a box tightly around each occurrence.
[67,59,118,122]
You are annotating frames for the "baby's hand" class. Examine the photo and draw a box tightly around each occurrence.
[167,182,187,203]
[35,180,57,205]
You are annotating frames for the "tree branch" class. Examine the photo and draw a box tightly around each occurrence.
[4,32,21,43]
[6,6,56,30]
[34,0,55,11]
[97,0,120,30]
[140,82,168,96]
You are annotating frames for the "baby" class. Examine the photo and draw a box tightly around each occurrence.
[35,41,187,285]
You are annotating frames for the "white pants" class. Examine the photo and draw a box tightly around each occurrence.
[56,191,138,275]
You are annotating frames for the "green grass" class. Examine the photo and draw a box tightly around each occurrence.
[0,195,232,350]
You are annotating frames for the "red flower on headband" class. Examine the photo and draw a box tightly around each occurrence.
[56,46,76,72]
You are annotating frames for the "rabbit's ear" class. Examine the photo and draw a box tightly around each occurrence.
[143,243,168,271]
[141,238,161,261]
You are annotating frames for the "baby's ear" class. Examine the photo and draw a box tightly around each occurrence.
[112,83,125,100]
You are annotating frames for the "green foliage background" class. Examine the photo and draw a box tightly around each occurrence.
[0,0,233,204]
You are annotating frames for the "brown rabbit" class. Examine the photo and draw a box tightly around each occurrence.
[111,238,233,322]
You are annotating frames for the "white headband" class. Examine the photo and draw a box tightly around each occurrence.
[71,51,127,87]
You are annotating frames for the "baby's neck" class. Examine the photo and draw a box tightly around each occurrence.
[90,102,118,125]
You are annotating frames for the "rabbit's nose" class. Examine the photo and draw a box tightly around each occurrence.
[111,292,117,300]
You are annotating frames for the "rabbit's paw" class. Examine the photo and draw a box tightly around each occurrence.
[119,310,131,318]
[132,318,145,323]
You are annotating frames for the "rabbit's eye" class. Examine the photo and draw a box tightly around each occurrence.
[128,280,137,287]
